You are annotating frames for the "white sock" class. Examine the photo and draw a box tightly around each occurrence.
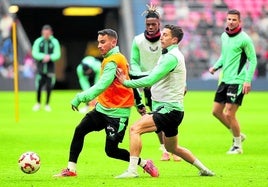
[160,144,168,153]
[233,136,241,147]
[128,156,139,173]
[67,161,77,172]
[193,159,209,171]
[139,158,146,168]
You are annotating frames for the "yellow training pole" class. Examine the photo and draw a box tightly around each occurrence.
[12,21,19,122]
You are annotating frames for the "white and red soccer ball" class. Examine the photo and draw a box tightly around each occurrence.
[18,151,41,174]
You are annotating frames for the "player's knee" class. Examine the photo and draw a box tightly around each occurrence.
[212,109,220,118]
[165,144,176,153]
[74,127,82,137]
[105,139,118,158]
[74,124,87,137]
[105,145,117,158]
[129,125,140,135]
[225,112,235,121]
[165,146,173,153]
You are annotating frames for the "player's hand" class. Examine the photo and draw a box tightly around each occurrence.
[71,95,81,111]
[209,67,215,75]
[116,68,126,84]
[71,105,79,111]
[137,103,146,116]
[42,54,50,63]
[243,82,251,94]
[184,86,187,96]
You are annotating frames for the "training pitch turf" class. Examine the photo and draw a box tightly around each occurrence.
[0,90,267,187]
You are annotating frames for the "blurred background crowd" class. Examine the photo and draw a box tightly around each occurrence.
[156,0,268,80]
[0,0,267,89]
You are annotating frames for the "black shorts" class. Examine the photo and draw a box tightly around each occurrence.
[152,107,184,137]
[80,109,129,142]
[214,82,244,105]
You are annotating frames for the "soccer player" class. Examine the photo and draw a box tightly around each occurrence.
[54,29,158,177]
[76,56,101,113]
[209,9,257,154]
[130,3,181,161]
[116,25,214,178]
[32,25,61,112]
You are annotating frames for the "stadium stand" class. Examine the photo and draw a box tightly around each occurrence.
[156,0,268,79]
[1,0,268,90]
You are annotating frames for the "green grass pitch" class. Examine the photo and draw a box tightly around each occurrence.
[0,90,267,187]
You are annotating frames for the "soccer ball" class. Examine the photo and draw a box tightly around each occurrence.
[18,151,41,174]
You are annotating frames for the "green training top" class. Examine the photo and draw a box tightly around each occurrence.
[130,33,161,76]
[124,45,186,113]
[32,35,61,74]
[213,31,257,84]
[76,56,101,91]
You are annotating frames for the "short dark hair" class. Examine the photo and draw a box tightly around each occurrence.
[98,29,118,40]
[164,24,184,43]
[228,9,241,20]
[42,24,52,31]
[143,4,160,19]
